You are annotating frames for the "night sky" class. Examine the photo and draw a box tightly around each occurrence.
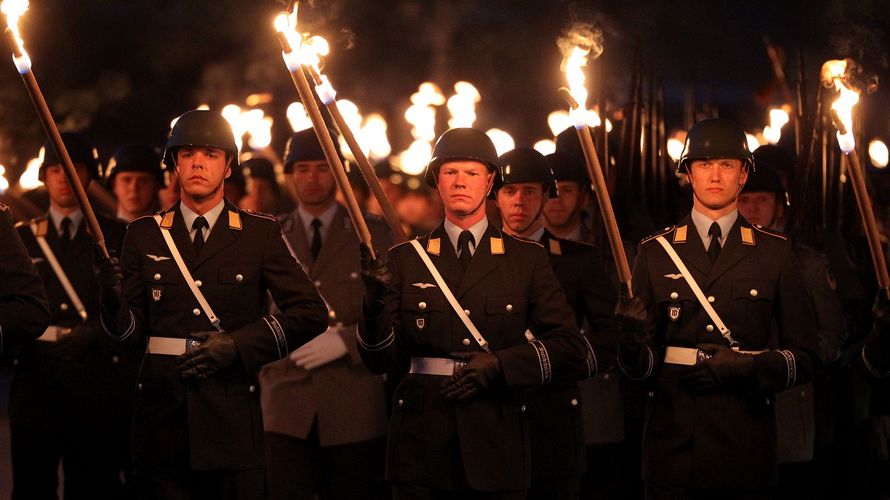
[0,0,887,180]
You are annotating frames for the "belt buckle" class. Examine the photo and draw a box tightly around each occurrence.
[186,338,202,352]
[695,349,711,364]
[453,359,467,374]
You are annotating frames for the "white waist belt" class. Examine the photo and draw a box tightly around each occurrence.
[38,325,72,342]
[664,346,766,366]
[409,357,466,376]
[147,336,199,356]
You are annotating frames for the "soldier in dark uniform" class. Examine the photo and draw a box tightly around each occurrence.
[617,118,821,498]
[359,128,588,499]
[10,132,133,499]
[238,157,293,216]
[492,147,617,499]
[863,291,890,377]
[259,129,391,500]
[106,143,165,222]
[94,110,328,500]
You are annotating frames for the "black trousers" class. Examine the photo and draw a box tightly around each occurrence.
[580,442,623,500]
[263,424,386,500]
[391,483,526,500]
[133,466,265,500]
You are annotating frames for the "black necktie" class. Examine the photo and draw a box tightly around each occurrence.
[310,218,323,260]
[707,221,722,263]
[193,216,208,254]
[457,230,474,271]
[59,217,72,250]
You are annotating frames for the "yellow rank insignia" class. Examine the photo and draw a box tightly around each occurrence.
[673,225,687,244]
[228,210,242,230]
[741,226,755,245]
[426,238,441,256]
[490,237,505,255]
[160,211,175,229]
[548,238,562,255]
[34,219,49,237]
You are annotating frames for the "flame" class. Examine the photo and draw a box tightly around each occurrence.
[397,140,432,176]
[1,0,31,71]
[0,165,9,194]
[247,115,273,150]
[361,113,392,161]
[287,102,313,132]
[869,139,888,168]
[405,82,445,143]
[821,59,860,153]
[18,152,42,190]
[548,108,610,136]
[745,133,762,153]
[486,128,515,156]
[335,99,363,161]
[762,107,790,145]
[563,45,592,127]
[447,81,481,128]
[666,138,685,162]
[548,111,572,137]
[533,139,556,155]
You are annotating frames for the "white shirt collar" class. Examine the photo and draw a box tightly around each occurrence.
[690,208,737,249]
[298,202,339,242]
[444,217,489,256]
[527,226,547,243]
[48,206,83,238]
[180,199,226,240]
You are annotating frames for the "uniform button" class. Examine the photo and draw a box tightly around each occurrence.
[647,391,655,398]
[236,274,244,283]
[706,324,714,333]
[153,273,161,281]
[418,302,427,310]
[328,310,337,319]
[137,383,143,391]
[464,309,471,316]
[579,328,586,335]
[707,295,715,303]
[397,399,404,407]
[800,390,806,397]
[350,272,359,280]
[524,331,535,341]
[193,308,201,316]
[60,303,69,311]
[750,289,758,297]
[603,373,611,380]
[570,398,578,406]
[505,304,513,312]
[313,280,321,287]
[195,280,203,287]
[112,355,120,364]
[462,338,471,346]
[249,385,256,393]
[670,292,679,300]
[521,405,527,412]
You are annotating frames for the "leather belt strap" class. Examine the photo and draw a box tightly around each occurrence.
[147,336,201,356]
[38,325,73,343]
[409,357,466,376]
[664,346,767,366]
[32,224,88,322]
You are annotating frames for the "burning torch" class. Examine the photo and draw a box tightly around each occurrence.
[2,0,108,257]
[822,58,889,290]
[557,32,633,295]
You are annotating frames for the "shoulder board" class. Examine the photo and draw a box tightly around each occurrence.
[241,209,277,221]
[751,224,788,240]
[129,213,158,224]
[640,225,676,245]
[227,210,242,230]
[504,232,544,249]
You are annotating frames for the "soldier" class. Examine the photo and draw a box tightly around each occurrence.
[359,128,588,499]
[93,109,328,500]
[617,118,821,498]
[238,157,293,216]
[492,147,617,499]
[10,132,132,499]
[259,128,391,500]
[106,143,164,222]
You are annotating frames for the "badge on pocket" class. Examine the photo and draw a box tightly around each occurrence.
[416,317,425,330]
[151,287,163,302]
[668,305,680,322]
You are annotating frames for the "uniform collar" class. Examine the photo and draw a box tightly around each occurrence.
[527,226,547,243]
[48,206,83,236]
[180,198,226,235]
[690,207,737,249]
[297,202,339,240]
[444,216,488,256]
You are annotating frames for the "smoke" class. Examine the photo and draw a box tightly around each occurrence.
[557,22,604,62]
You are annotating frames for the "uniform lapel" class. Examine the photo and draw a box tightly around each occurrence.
[705,217,750,288]
[312,205,352,278]
[424,224,462,292]
[168,206,197,265]
[457,224,502,298]
[283,210,313,269]
[192,201,240,269]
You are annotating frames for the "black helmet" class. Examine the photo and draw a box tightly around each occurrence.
[39,132,100,181]
[283,128,340,173]
[105,143,163,186]
[677,118,754,173]
[424,128,499,189]
[374,159,405,186]
[555,126,584,159]
[546,151,590,185]
[495,148,558,198]
[741,158,785,198]
[752,145,794,180]
[243,157,278,185]
[164,110,239,169]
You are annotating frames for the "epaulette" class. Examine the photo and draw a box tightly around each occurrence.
[751,224,788,240]
[640,225,676,245]
[241,208,277,221]
[504,231,544,249]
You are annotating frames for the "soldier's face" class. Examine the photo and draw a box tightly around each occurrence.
[737,191,783,228]
[113,171,159,216]
[436,161,494,217]
[496,182,546,235]
[688,158,748,214]
[176,146,230,203]
[544,181,587,228]
[44,164,90,210]
[291,160,336,207]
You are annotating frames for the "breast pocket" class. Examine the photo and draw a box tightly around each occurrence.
[484,296,527,344]
[653,283,697,336]
[401,291,445,341]
[143,265,179,308]
[731,280,775,343]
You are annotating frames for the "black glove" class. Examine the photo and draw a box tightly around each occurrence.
[440,351,505,401]
[615,282,648,348]
[176,331,239,380]
[93,243,123,318]
[680,344,756,392]
[360,243,391,317]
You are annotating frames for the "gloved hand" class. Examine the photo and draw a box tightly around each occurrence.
[440,351,504,401]
[680,344,756,392]
[93,243,123,317]
[290,324,349,370]
[360,243,390,317]
[176,331,239,380]
[615,282,648,348]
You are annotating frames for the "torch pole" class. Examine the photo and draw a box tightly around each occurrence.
[304,65,407,243]
[831,110,889,290]
[277,34,375,259]
[560,88,633,296]
[4,28,108,258]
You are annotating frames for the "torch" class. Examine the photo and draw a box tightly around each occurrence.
[2,1,108,257]
[274,8,376,258]
[558,43,633,295]
[822,59,889,290]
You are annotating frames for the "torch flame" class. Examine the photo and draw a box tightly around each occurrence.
[869,139,888,169]
[361,113,392,161]
[287,102,313,132]
[821,59,860,153]
[2,0,31,72]
[533,139,556,155]
[486,128,515,156]
[0,165,9,194]
[18,152,42,190]
[762,107,790,145]
[397,140,432,176]
[405,82,445,143]
[564,45,590,125]
[447,81,481,128]
[666,138,685,162]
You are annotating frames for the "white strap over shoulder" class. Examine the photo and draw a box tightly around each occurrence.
[32,224,87,322]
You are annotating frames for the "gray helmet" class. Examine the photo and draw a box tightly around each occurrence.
[424,128,500,190]
[163,110,239,169]
[678,118,754,173]
[495,147,558,198]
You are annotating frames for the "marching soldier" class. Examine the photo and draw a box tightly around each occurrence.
[359,128,588,498]
[106,143,165,222]
[93,109,328,500]
[492,147,618,499]
[10,132,132,499]
[259,129,390,500]
[617,118,821,498]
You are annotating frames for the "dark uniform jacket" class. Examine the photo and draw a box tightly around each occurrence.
[360,221,587,491]
[259,205,390,446]
[0,204,49,351]
[111,200,327,470]
[527,230,617,479]
[624,213,820,490]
